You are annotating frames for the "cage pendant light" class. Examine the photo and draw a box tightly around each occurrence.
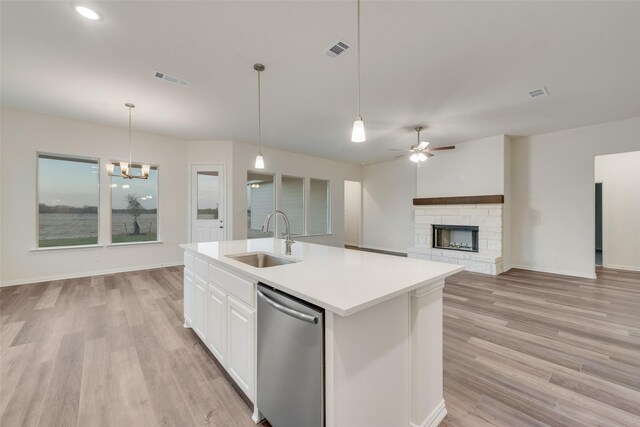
[254,63,265,169]
[351,0,366,143]
[105,103,150,179]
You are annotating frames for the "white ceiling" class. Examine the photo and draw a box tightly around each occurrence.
[2,1,640,164]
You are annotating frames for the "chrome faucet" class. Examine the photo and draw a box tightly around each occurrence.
[262,210,295,255]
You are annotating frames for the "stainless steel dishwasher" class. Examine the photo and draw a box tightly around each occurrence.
[257,284,324,427]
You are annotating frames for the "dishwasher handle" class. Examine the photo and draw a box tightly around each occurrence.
[257,290,319,324]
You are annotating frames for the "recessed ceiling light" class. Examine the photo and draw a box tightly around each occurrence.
[74,5,102,21]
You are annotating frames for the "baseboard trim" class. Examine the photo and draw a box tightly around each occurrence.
[509,264,597,280]
[603,264,640,272]
[0,262,183,287]
[411,399,447,427]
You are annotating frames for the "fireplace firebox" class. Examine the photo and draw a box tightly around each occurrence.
[432,225,479,252]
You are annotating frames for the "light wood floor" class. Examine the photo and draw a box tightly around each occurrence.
[442,267,640,427]
[1,266,639,426]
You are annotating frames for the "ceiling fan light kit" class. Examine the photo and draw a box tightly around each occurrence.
[387,126,455,166]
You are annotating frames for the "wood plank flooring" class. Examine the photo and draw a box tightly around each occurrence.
[442,267,640,427]
[0,267,261,427]
[1,266,639,426]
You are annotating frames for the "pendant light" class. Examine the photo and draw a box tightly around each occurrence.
[351,0,366,143]
[254,63,265,169]
[106,103,150,179]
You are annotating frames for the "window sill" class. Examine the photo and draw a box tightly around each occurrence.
[107,241,163,247]
[31,244,102,252]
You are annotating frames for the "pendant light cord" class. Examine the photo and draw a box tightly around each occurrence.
[257,70,262,155]
[356,0,361,119]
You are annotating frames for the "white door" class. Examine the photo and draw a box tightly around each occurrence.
[191,165,225,243]
[183,269,194,326]
[227,296,255,399]
[193,276,208,342]
[207,283,227,365]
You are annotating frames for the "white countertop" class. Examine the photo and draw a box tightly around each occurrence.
[180,238,463,316]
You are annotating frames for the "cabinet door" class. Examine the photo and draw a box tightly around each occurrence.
[193,275,208,342]
[227,296,255,400]
[183,269,194,326]
[207,283,227,365]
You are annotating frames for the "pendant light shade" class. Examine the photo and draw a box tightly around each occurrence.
[255,154,265,169]
[351,0,366,143]
[254,63,266,169]
[351,117,366,142]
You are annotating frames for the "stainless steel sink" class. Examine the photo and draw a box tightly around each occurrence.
[226,252,298,268]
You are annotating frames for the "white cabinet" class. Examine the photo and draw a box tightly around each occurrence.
[207,283,227,365]
[183,250,257,404]
[227,296,255,400]
[183,269,194,327]
[193,275,208,342]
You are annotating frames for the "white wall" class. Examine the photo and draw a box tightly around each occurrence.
[594,151,640,271]
[417,135,506,197]
[511,116,640,278]
[1,108,188,285]
[231,141,361,248]
[344,180,361,247]
[362,159,416,253]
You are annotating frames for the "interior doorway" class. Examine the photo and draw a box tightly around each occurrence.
[594,151,640,272]
[344,180,362,247]
[191,164,225,243]
[595,183,603,266]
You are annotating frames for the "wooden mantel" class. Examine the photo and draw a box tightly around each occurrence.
[413,194,504,206]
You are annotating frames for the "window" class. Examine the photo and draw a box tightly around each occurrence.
[309,179,330,235]
[37,154,100,248]
[247,172,275,239]
[110,163,158,243]
[280,176,304,236]
[197,172,220,220]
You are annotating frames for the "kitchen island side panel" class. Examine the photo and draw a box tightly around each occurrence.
[326,293,411,427]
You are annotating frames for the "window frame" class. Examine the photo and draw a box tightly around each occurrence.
[107,160,161,246]
[246,170,277,239]
[307,177,331,236]
[280,174,306,237]
[35,152,101,250]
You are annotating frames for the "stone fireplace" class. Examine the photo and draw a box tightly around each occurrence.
[408,195,504,275]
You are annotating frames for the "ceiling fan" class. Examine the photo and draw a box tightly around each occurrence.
[387,126,455,166]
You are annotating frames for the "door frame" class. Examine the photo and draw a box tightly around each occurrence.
[189,163,228,243]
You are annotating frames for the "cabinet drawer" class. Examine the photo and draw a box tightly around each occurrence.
[195,256,209,277]
[184,252,195,270]
[209,264,254,307]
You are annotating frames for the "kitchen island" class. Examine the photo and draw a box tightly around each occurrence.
[180,238,463,427]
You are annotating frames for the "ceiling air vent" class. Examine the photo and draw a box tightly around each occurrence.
[154,71,190,86]
[325,40,350,58]
[529,87,549,98]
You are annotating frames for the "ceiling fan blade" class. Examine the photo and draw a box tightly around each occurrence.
[394,154,408,159]
[386,148,411,152]
[426,145,456,152]
[426,152,435,157]
[418,141,429,150]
